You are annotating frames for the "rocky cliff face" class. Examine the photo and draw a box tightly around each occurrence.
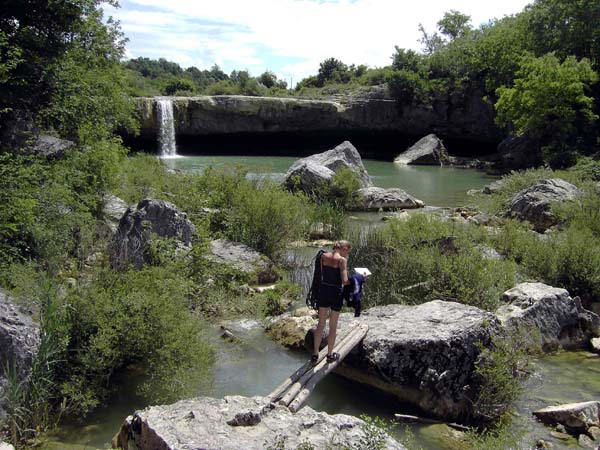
[134,90,503,147]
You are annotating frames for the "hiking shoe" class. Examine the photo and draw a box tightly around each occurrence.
[310,354,318,365]
[326,352,339,363]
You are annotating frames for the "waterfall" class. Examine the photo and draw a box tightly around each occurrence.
[156,98,177,157]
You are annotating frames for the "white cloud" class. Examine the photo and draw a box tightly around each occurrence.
[106,0,532,80]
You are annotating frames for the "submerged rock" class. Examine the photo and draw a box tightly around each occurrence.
[112,395,406,450]
[112,198,197,270]
[394,134,450,166]
[308,301,501,423]
[533,401,600,435]
[506,179,581,232]
[497,283,600,351]
[352,186,425,211]
[207,239,279,284]
[283,141,371,194]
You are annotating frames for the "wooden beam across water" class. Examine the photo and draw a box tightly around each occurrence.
[267,323,369,413]
[266,323,361,403]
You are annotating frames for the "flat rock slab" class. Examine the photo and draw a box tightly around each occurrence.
[534,401,600,434]
[112,395,406,450]
[207,239,278,283]
[352,187,425,211]
[327,301,501,422]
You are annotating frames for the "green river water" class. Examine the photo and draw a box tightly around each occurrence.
[46,155,600,450]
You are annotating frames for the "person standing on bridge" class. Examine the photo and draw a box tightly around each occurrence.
[312,240,351,364]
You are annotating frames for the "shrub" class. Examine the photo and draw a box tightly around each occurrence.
[349,214,516,311]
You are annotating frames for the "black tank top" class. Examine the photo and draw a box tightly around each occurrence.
[321,264,342,287]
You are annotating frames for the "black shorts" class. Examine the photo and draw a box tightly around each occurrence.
[318,284,343,312]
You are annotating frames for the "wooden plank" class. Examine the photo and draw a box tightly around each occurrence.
[266,324,360,403]
[287,324,369,412]
[277,325,361,406]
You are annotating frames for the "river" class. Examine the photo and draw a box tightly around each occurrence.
[46,155,600,450]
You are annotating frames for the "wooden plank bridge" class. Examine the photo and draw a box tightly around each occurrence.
[267,323,369,413]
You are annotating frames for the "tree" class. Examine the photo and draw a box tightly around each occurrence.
[391,47,426,74]
[495,53,598,165]
[163,78,195,95]
[317,57,350,86]
[437,10,472,40]
[526,0,600,68]
[258,70,277,88]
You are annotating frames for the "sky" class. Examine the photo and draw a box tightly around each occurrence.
[104,0,532,86]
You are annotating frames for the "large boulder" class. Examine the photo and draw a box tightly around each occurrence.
[308,301,501,423]
[534,401,600,435]
[351,187,425,211]
[496,283,599,351]
[283,141,372,194]
[506,178,581,231]
[394,134,450,166]
[112,395,406,450]
[491,133,541,172]
[207,239,279,284]
[26,135,76,159]
[112,198,197,270]
[266,309,317,349]
[0,290,40,421]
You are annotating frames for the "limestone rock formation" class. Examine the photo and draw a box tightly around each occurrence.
[283,141,371,193]
[26,135,76,158]
[266,311,317,349]
[0,290,40,421]
[352,187,425,211]
[534,401,600,435]
[307,301,501,423]
[207,239,279,284]
[133,92,503,147]
[112,198,197,270]
[506,178,581,231]
[496,283,599,351]
[112,395,406,450]
[394,134,450,166]
[101,194,129,234]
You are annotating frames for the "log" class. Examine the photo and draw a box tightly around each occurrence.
[267,324,361,403]
[287,324,369,412]
[394,414,470,432]
[277,325,361,406]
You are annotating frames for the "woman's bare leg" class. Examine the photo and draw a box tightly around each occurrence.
[327,310,340,355]
[313,307,329,355]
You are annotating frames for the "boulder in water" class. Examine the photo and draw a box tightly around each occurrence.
[533,401,600,435]
[394,134,450,166]
[306,301,501,423]
[496,283,600,351]
[283,141,371,194]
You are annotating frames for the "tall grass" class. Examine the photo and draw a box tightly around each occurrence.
[348,214,516,311]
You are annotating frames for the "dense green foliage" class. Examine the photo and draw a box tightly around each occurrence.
[349,214,517,311]
[1,0,137,145]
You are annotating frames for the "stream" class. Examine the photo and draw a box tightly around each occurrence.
[46,154,600,450]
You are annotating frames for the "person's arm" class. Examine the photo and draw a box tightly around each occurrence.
[340,257,350,285]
